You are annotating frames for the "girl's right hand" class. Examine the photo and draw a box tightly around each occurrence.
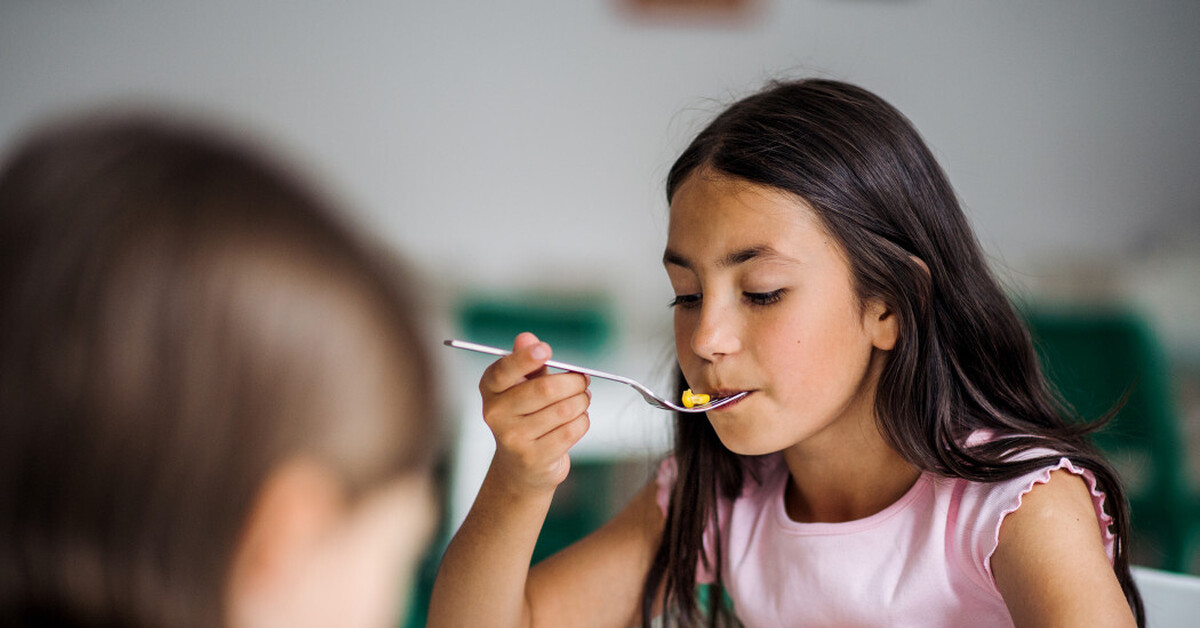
[479,332,591,494]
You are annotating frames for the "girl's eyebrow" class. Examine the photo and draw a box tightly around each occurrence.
[662,245,789,269]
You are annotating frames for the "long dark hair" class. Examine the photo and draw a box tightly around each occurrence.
[0,115,438,627]
[639,79,1143,626]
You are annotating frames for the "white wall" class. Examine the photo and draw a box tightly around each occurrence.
[3,0,1197,306]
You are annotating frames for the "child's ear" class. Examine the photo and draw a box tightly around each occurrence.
[865,298,899,351]
[226,459,344,621]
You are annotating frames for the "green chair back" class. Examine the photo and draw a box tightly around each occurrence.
[1024,308,1197,573]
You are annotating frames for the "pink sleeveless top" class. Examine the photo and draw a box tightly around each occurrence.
[654,451,1115,627]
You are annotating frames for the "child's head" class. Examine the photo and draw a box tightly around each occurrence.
[0,115,439,627]
[646,79,1138,625]
[665,79,1038,461]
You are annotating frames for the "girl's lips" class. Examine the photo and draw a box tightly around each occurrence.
[706,390,751,411]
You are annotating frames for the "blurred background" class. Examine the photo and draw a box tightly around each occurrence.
[3,0,1198,612]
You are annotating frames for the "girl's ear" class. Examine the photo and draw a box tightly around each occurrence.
[865,298,899,351]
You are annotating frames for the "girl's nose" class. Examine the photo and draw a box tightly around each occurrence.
[690,300,741,361]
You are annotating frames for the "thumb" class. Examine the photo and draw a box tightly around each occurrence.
[512,331,542,352]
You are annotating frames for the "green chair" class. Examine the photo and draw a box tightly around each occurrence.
[1024,307,1199,573]
[455,291,614,361]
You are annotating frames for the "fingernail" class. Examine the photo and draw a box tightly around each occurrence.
[531,344,550,361]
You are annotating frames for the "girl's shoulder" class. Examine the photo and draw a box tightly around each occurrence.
[941,432,1117,594]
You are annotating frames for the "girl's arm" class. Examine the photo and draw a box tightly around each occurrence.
[992,469,1137,627]
[427,333,663,628]
[526,479,665,626]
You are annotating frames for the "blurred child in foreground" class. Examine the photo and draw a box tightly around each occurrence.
[0,114,440,628]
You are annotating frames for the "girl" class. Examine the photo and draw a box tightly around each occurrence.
[429,79,1143,627]
[0,115,439,628]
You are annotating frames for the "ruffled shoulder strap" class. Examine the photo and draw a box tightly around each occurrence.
[952,455,1116,594]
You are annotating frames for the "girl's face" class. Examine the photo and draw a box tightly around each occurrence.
[665,172,897,457]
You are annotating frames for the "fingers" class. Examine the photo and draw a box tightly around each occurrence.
[476,333,593,491]
[483,369,590,437]
[489,387,591,491]
[480,332,590,419]
[492,385,591,444]
[535,401,592,452]
[480,331,552,395]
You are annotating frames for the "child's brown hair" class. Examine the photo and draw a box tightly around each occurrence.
[0,114,438,627]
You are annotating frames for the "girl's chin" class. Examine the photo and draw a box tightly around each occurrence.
[718,440,782,457]
[709,424,782,457]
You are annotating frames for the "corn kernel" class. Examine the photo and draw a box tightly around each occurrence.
[682,389,710,409]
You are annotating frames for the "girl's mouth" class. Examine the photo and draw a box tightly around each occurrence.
[706,390,751,411]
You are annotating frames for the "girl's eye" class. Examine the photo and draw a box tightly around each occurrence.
[668,294,701,309]
[744,289,787,306]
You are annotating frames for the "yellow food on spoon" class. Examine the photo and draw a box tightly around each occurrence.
[682,389,710,409]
